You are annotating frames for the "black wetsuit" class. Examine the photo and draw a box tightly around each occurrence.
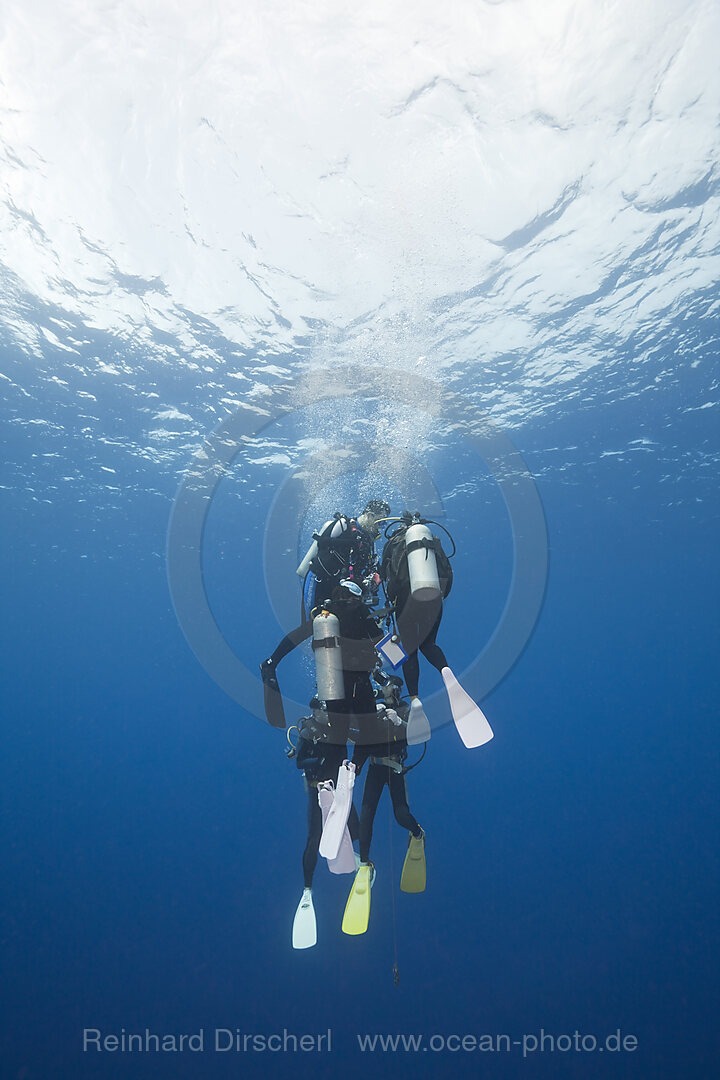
[310,518,375,605]
[269,594,380,668]
[381,526,451,698]
[393,586,448,698]
[352,747,422,863]
[269,594,382,744]
[350,706,422,863]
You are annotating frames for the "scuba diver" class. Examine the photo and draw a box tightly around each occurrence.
[297,499,390,614]
[262,578,387,872]
[287,704,361,949]
[260,500,391,730]
[258,497,494,958]
[261,578,384,735]
[381,512,493,749]
[342,678,427,937]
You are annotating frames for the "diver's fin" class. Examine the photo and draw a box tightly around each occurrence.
[407,698,431,745]
[441,667,493,749]
[317,781,335,831]
[400,829,427,893]
[318,783,355,874]
[319,761,356,860]
[292,888,317,949]
[328,827,356,874]
[262,675,286,729]
[342,863,373,935]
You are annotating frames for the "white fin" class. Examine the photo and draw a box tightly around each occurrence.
[407,698,432,745]
[292,888,317,949]
[441,667,494,749]
[319,761,356,860]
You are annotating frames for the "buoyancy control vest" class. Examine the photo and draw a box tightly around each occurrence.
[381,522,453,605]
[308,515,374,602]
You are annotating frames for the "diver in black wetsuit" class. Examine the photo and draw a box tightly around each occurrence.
[261,580,383,739]
[290,705,363,949]
[380,513,452,703]
[260,502,389,731]
[293,711,361,888]
[357,759,423,865]
[350,687,424,866]
[379,512,491,751]
[300,499,389,610]
[394,594,448,699]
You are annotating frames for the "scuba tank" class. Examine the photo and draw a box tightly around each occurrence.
[296,519,334,577]
[301,514,378,605]
[405,522,441,601]
[312,611,345,700]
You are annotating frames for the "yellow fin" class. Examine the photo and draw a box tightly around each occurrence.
[342,865,372,935]
[400,832,426,893]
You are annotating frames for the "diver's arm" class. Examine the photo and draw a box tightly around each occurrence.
[263,620,314,672]
[259,621,315,729]
[363,609,385,645]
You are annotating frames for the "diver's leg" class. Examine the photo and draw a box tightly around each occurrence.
[351,744,371,775]
[347,803,360,843]
[302,783,323,888]
[358,765,385,863]
[389,772,422,836]
[401,651,420,698]
[353,671,379,732]
[320,743,346,783]
[418,603,448,672]
[395,592,426,697]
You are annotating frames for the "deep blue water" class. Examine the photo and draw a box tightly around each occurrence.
[3,390,719,1079]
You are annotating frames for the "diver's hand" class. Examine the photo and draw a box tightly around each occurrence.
[260,658,278,687]
[260,659,285,728]
[261,658,283,696]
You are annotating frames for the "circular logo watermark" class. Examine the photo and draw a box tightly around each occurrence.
[166,365,548,735]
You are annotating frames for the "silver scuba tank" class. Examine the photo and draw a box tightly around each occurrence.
[296,519,334,578]
[312,611,345,700]
[296,517,350,577]
[405,523,441,601]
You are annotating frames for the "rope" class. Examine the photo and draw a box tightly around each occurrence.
[387,767,400,986]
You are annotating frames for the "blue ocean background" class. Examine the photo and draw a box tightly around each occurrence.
[2,1,719,1077]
